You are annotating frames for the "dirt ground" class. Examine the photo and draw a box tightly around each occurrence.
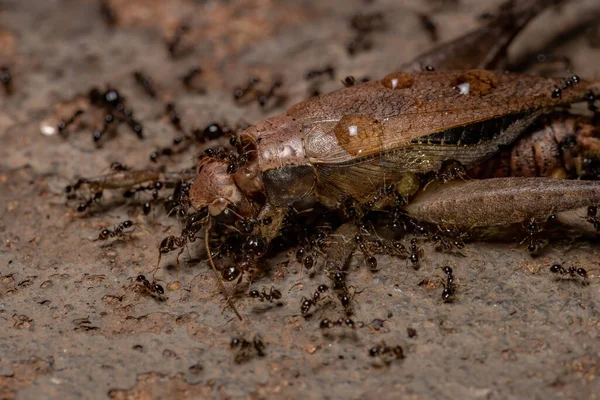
[1,0,600,399]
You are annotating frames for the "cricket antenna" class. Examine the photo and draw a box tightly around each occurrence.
[205,219,243,320]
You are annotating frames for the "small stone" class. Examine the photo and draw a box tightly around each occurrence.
[305,344,317,354]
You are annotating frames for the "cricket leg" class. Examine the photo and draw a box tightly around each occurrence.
[404,177,600,228]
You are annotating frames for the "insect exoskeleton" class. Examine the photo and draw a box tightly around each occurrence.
[190,69,600,238]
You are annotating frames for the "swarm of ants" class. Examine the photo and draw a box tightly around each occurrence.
[52,1,600,372]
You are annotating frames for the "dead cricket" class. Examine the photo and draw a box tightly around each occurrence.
[65,0,600,319]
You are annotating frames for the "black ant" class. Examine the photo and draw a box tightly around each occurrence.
[320,317,357,329]
[368,343,405,363]
[326,270,356,314]
[165,102,182,131]
[57,109,85,136]
[248,286,282,303]
[441,266,456,303]
[74,190,103,213]
[295,225,331,270]
[167,23,191,58]
[409,238,423,269]
[133,71,157,98]
[355,234,378,271]
[164,180,192,218]
[193,122,232,143]
[136,274,165,299]
[1,66,12,95]
[181,67,203,90]
[230,335,266,364]
[96,220,134,241]
[430,226,469,253]
[341,75,370,87]
[549,264,588,283]
[88,87,143,142]
[300,284,330,315]
[234,76,260,102]
[258,79,283,108]
[585,205,600,230]
[520,218,547,255]
[156,211,206,269]
[123,181,165,215]
[435,159,466,183]
[551,75,580,99]
[365,238,408,259]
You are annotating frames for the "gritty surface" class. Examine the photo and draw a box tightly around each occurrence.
[1,0,600,399]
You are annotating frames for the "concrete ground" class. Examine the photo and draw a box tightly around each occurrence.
[1,0,600,399]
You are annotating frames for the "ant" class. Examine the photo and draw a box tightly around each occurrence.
[441,266,456,302]
[234,76,284,108]
[96,220,134,241]
[167,23,191,58]
[230,335,266,364]
[57,109,85,136]
[193,122,232,143]
[341,75,370,87]
[585,205,600,230]
[234,76,260,102]
[300,284,329,315]
[409,238,423,269]
[549,264,588,283]
[551,75,580,99]
[1,66,12,95]
[133,71,157,98]
[258,79,283,108]
[365,238,408,258]
[248,286,282,303]
[355,234,379,271]
[320,317,357,329]
[165,102,182,131]
[156,211,206,269]
[326,270,356,314]
[123,181,165,215]
[430,226,469,252]
[74,190,104,213]
[88,87,143,143]
[520,218,547,254]
[368,343,405,362]
[135,274,165,299]
[181,67,203,90]
[435,160,466,183]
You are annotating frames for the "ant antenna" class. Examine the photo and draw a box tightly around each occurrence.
[205,219,243,320]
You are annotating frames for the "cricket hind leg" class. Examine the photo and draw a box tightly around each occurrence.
[404,177,600,229]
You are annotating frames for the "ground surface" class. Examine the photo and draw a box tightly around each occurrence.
[1,0,600,399]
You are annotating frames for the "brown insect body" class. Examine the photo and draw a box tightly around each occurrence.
[190,70,599,236]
